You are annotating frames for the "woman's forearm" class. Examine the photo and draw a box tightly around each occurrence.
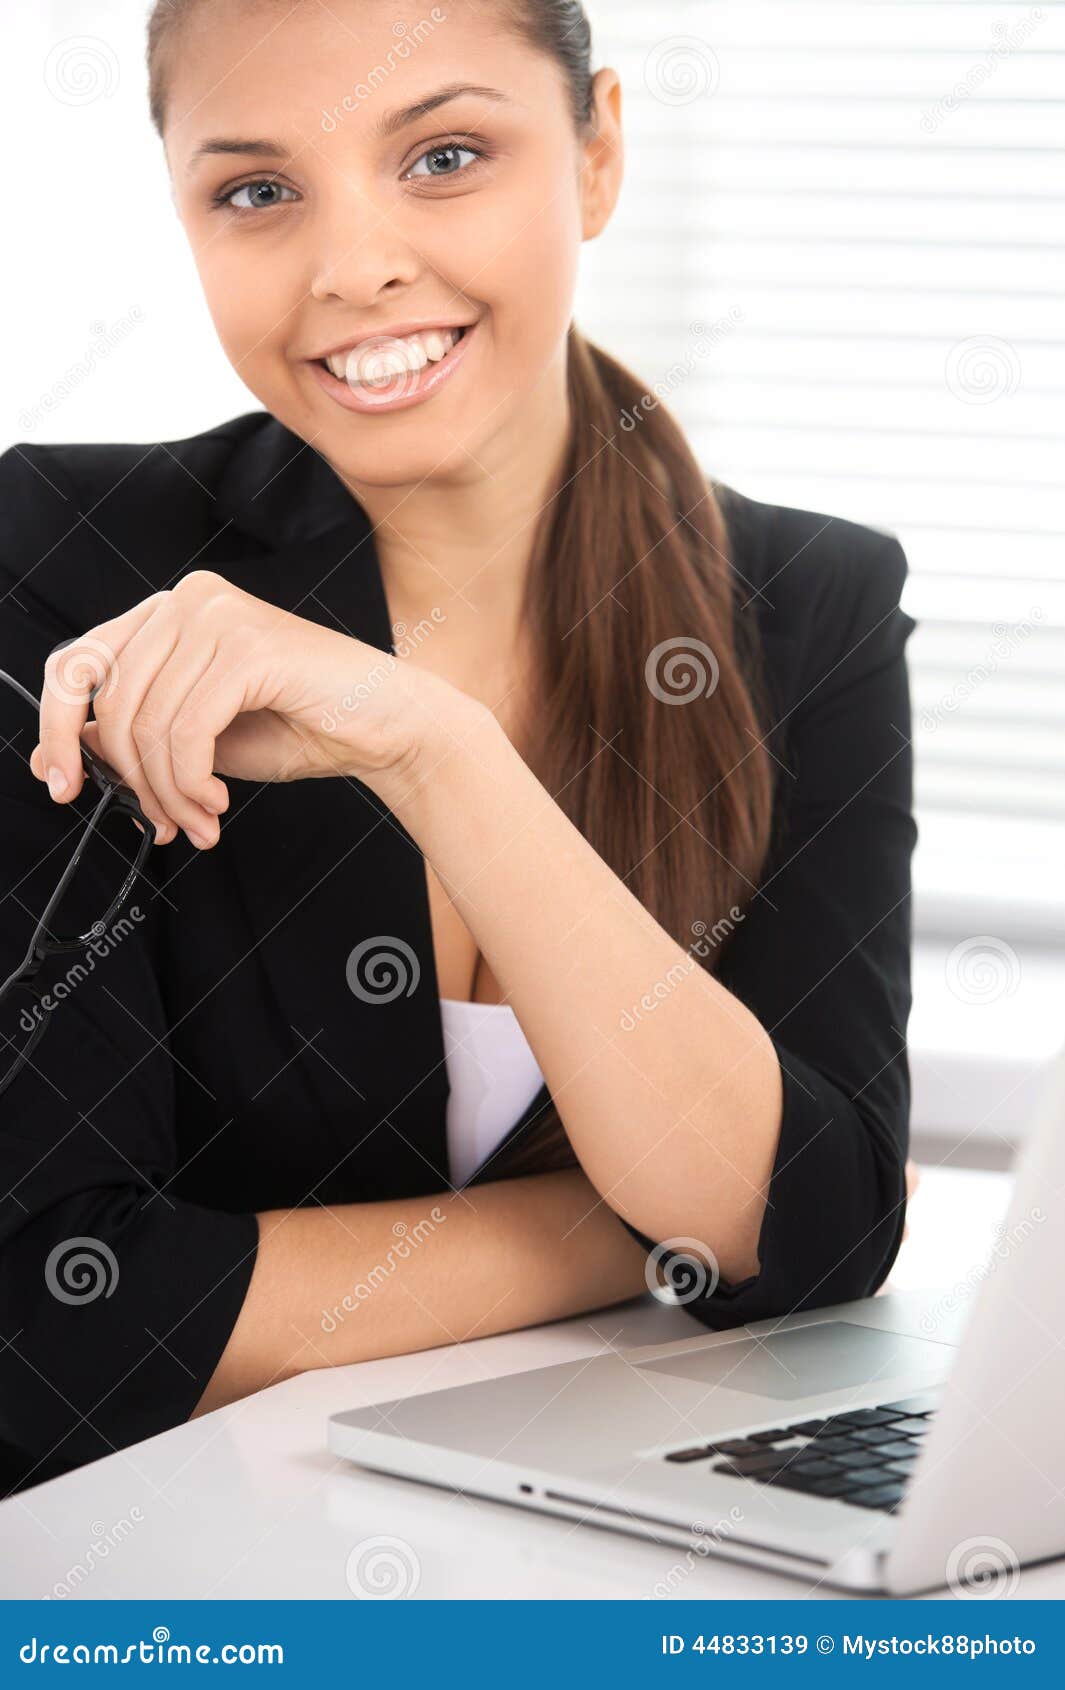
[190,1170,649,1416]
[388,698,782,1282]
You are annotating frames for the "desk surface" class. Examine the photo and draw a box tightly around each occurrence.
[2,1165,1059,1600]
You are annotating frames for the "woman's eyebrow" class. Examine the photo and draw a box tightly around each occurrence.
[186,85,513,173]
[371,82,512,139]
[187,137,288,172]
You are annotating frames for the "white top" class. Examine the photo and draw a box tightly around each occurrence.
[439,997,545,1186]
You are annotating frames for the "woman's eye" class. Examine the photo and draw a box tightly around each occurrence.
[218,180,298,213]
[406,143,481,181]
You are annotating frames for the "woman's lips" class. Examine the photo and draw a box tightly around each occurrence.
[307,321,477,415]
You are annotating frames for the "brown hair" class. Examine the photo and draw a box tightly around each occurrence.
[145,0,777,1180]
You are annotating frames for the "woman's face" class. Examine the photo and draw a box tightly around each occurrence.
[165,0,621,490]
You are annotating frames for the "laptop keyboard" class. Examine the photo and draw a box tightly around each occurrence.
[663,1391,942,1514]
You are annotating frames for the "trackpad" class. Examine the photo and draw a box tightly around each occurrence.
[637,1320,951,1401]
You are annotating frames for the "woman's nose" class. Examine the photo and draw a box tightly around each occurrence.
[307,194,423,304]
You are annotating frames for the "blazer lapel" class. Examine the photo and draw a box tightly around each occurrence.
[195,419,453,1197]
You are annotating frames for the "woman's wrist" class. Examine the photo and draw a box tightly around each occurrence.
[355,663,504,823]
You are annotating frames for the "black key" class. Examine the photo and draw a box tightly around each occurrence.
[833,1448,891,1470]
[876,1394,942,1415]
[711,1459,782,1483]
[788,1456,844,1479]
[847,1482,907,1511]
[886,1417,932,1437]
[869,1439,921,1462]
[808,1435,862,1456]
[833,1408,904,1429]
[773,1470,852,1499]
[851,1426,908,1447]
[747,1428,790,1444]
[807,1474,854,1498]
[881,1458,917,1478]
[724,1450,789,1476]
[835,1465,890,1490]
[714,1439,768,1458]
[665,1445,714,1463]
[788,1418,831,1437]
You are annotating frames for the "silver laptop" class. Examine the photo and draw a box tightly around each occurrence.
[329,1038,1065,1595]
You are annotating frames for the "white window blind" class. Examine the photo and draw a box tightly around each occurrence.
[577,0,1065,942]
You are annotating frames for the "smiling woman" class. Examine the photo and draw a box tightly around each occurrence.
[0,0,917,1495]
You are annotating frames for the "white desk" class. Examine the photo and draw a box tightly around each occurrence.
[2,1166,1060,1600]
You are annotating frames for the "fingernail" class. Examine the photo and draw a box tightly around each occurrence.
[187,830,214,849]
[46,767,69,799]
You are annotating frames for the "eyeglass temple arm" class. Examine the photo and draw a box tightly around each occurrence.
[0,666,42,712]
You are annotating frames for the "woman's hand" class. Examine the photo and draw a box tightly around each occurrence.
[29,570,460,847]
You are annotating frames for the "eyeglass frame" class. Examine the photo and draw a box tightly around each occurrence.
[0,665,156,1098]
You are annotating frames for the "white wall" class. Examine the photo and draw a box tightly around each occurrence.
[4,0,254,447]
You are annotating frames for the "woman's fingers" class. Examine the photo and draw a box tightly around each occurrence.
[87,616,185,838]
[57,598,219,846]
[167,659,252,812]
[77,723,178,844]
[131,647,232,846]
[36,596,165,804]
[34,594,240,849]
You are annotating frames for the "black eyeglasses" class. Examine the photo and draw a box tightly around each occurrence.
[0,666,156,1100]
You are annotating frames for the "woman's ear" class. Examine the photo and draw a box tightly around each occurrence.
[580,68,624,242]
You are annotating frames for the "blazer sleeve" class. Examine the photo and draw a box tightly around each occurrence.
[624,530,918,1326]
[0,443,259,1493]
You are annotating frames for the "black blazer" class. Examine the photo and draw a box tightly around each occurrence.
[0,412,918,1496]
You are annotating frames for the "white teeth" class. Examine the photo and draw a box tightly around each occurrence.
[352,343,423,385]
[421,329,452,362]
[323,326,463,385]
